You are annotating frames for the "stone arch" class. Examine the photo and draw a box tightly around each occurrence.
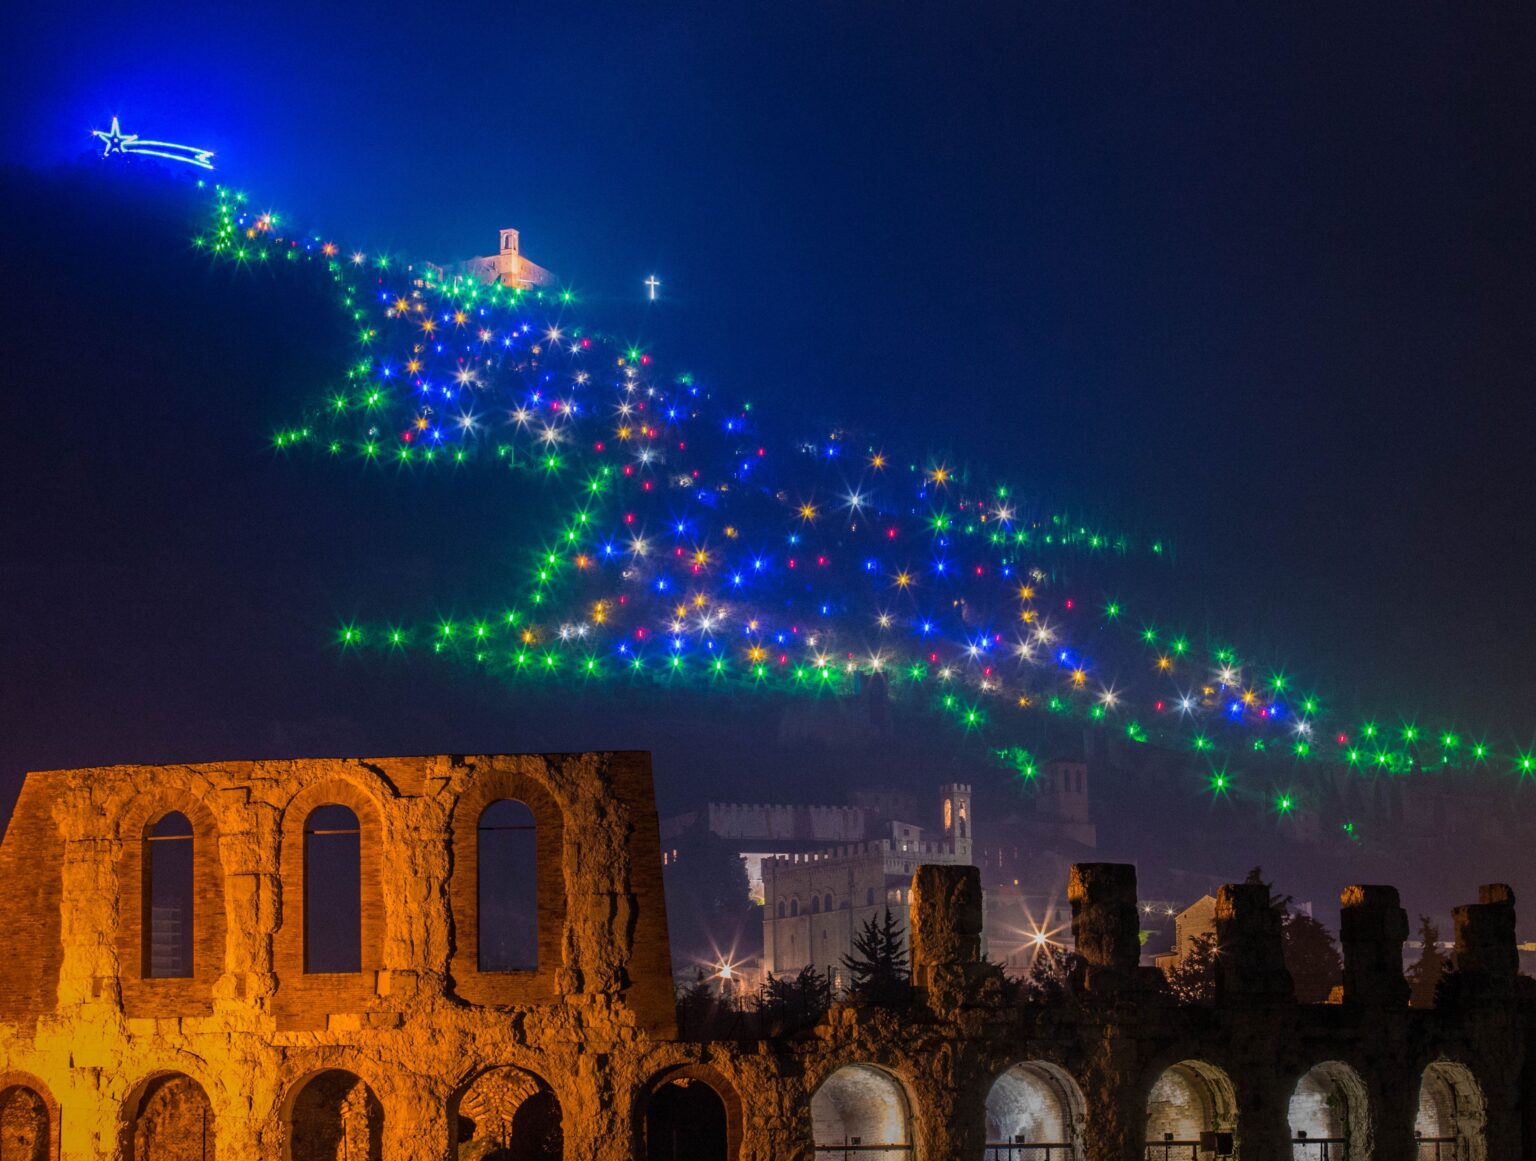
[125,1072,215,1161]
[116,789,227,1017]
[1416,1060,1487,1161]
[285,1069,384,1161]
[811,1063,914,1157]
[0,1076,53,1161]
[1144,1059,1237,1152]
[274,778,389,1027]
[1287,1060,1369,1156]
[448,768,567,1006]
[984,1061,1085,1157]
[450,1065,563,1160]
[637,1065,742,1161]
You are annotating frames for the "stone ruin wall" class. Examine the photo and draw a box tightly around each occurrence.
[0,751,1530,1160]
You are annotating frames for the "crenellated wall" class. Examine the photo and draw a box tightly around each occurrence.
[0,754,1531,1161]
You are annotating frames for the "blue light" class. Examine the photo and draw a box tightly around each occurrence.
[92,117,214,170]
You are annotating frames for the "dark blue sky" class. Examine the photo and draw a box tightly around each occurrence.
[1,2,1533,837]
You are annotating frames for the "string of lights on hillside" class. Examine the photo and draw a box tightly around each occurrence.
[189,182,1535,836]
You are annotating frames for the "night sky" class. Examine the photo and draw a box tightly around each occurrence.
[1,3,1533,912]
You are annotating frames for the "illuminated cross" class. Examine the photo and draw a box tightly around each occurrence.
[645,275,660,301]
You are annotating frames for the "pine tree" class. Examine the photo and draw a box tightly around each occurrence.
[841,908,910,1005]
[1283,910,1343,1003]
[1020,944,1084,1003]
[755,964,832,1032]
[1165,932,1218,1003]
[1406,915,1448,1008]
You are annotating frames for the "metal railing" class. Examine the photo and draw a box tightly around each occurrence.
[813,1146,914,1159]
[1292,1137,1347,1159]
[1415,1138,1458,1160]
[1143,1144,1200,1161]
[984,1143,1073,1160]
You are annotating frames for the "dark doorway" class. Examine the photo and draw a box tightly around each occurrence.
[646,1079,728,1161]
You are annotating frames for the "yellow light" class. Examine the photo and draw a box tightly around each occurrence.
[1018,585,1035,601]
[799,503,818,521]
[748,646,767,662]
[870,452,887,469]
[894,571,913,588]
[1071,669,1087,687]
[1156,656,1173,672]
[929,465,950,485]
[693,549,709,567]
[1020,609,1037,623]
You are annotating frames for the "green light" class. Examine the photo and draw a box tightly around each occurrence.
[1362,722,1379,739]
[1276,794,1294,814]
[1171,636,1189,655]
[388,629,404,647]
[1104,601,1122,619]
[1140,625,1158,645]
[1293,741,1310,759]
[1089,705,1106,720]
[1473,743,1488,760]
[1209,772,1230,793]
[1402,724,1419,743]
[1270,671,1289,694]
[583,658,599,675]
[338,625,360,646]
[711,658,725,674]
[1302,697,1319,715]
[1193,734,1213,752]
[1347,749,1362,764]
[1440,732,1459,750]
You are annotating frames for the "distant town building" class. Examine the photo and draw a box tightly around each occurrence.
[1153,895,1218,972]
[759,784,973,982]
[427,227,555,290]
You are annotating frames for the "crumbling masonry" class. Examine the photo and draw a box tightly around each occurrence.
[0,752,1530,1159]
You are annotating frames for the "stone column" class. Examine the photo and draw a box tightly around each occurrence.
[1453,884,1518,983]
[1213,882,1293,1002]
[1068,863,1140,991]
[1339,884,1410,1006]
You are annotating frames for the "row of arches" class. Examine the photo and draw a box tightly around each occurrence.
[138,798,538,981]
[0,1066,724,1161]
[0,1057,1491,1159]
[813,1058,1488,1159]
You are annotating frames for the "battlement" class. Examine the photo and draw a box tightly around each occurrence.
[0,756,1528,1160]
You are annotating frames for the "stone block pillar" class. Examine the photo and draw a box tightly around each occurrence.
[909,864,987,1015]
[1068,863,1140,977]
[1339,884,1410,1006]
[1213,882,1293,1001]
[1454,883,1518,981]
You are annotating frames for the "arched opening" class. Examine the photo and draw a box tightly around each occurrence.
[985,1062,1084,1158]
[453,1066,563,1160]
[0,1084,49,1161]
[1417,1061,1487,1161]
[1144,1060,1237,1158]
[1288,1061,1368,1159]
[145,812,194,978]
[478,799,538,971]
[288,1069,382,1161]
[129,1073,214,1160]
[811,1064,912,1158]
[304,805,361,973]
[645,1078,729,1161]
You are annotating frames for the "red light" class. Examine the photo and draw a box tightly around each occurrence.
[1337,733,1348,745]
[624,513,635,524]
[1155,700,1165,712]
[640,354,651,365]
[581,338,591,348]
[594,442,605,451]
[886,528,897,539]
[1065,598,1074,609]
[787,559,797,569]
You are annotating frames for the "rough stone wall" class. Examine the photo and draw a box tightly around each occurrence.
[0,757,1533,1161]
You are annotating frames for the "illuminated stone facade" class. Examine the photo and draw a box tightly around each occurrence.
[0,752,1530,1160]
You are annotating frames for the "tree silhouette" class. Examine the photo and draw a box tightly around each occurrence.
[841,908,910,1005]
[1407,915,1448,1008]
[754,964,832,1033]
[1164,932,1218,1003]
[1019,944,1084,1003]
[1283,911,1343,1002]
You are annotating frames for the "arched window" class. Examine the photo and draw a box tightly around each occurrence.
[1288,1061,1368,1155]
[866,888,875,907]
[1145,1061,1237,1155]
[145,812,194,978]
[986,1062,1084,1157]
[824,894,834,913]
[304,805,361,973]
[129,1073,213,1160]
[812,896,822,915]
[791,898,800,918]
[646,1077,728,1161]
[478,799,538,971]
[454,1067,561,1160]
[0,1083,50,1161]
[776,900,786,919]
[290,1070,382,1161]
[812,1065,912,1156]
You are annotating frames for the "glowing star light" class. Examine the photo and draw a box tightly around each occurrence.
[91,117,214,170]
